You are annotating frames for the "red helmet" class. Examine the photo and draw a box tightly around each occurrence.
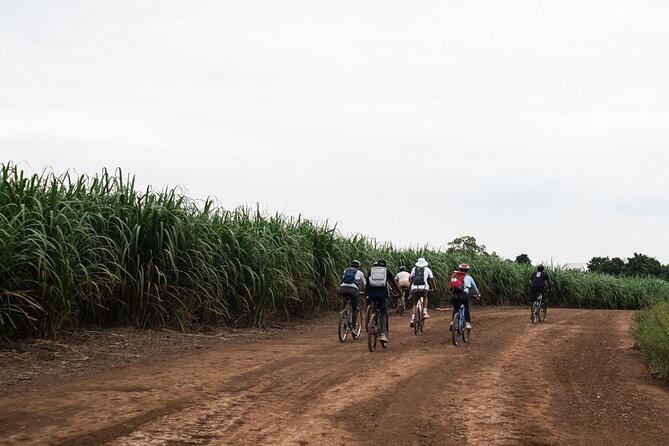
[458,263,470,271]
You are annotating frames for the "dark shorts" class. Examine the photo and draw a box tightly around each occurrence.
[367,289,388,314]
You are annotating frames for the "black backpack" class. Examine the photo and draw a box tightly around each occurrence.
[530,271,547,291]
[414,266,426,286]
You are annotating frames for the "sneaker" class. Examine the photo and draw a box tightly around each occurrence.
[379,334,388,343]
[423,309,430,319]
[465,322,472,329]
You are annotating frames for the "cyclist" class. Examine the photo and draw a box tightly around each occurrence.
[529,264,550,304]
[449,263,480,330]
[394,266,411,313]
[366,259,400,345]
[338,260,366,332]
[409,257,437,327]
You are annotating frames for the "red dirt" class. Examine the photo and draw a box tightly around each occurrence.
[1,307,668,445]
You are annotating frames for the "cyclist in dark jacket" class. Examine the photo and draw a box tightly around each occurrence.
[366,259,400,345]
[530,264,550,303]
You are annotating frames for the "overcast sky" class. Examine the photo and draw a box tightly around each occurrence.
[2,0,668,265]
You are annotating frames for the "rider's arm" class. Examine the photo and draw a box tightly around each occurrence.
[428,276,437,291]
[387,270,400,292]
[467,276,480,296]
[356,271,367,290]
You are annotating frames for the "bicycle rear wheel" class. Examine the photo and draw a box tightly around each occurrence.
[452,313,461,346]
[539,302,547,322]
[338,305,349,342]
[368,314,378,352]
[531,301,539,324]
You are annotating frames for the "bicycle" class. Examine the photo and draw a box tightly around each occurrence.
[396,286,410,316]
[412,290,427,335]
[530,291,548,324]
[451,303,470,346]
[338,295,363,342]
[367,299,389,352]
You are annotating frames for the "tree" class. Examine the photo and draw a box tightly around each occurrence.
[515,254,531,265]
[624,253,664,278]
[588,256,624,276]
[447,236,488,256]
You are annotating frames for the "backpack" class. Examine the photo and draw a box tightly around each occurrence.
[530,271,547,291]
[369,265,387,287]
[342,267,358,285]
[448,270,466,292]
[413,266,426,286]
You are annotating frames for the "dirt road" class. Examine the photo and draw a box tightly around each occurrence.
[1,307,668,445]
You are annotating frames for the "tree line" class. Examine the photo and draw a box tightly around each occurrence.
[513,252,669,281]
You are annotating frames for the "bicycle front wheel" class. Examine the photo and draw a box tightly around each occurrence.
[338,305,349,342]
[452,313,460,346]
[539,302,547,322]
[368,314,378,352]
[531,301,539,324]
[352,307,363,339]
[462,322,471,343]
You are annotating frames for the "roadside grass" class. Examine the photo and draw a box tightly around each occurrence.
[635,300,669,381]
[2,162,669,340]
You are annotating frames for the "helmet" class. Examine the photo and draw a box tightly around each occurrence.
[458,263,470,271]
[537,264,545,272]
[376,259,387,267]
[399,266,407,272]
[351,260,361,268]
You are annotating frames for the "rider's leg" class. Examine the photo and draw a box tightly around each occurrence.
[378,295,389,341]
[350,293,358,328]
[409,290,418,326]
[463,293,471,322]
[339,287,357,326]
[451,293,459,318]
[423,293,430,318]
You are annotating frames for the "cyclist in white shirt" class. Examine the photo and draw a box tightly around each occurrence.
[409,257,437,327]
[394,266,411,313]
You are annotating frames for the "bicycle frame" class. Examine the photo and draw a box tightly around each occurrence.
[452,301,470,346]
[458,304,466,332]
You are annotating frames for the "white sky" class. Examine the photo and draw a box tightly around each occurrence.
[2,0,669,265]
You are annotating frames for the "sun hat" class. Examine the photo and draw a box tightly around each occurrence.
[415,257,428,268]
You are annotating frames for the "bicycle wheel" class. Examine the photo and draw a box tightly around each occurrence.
[539,302,547,322]
[452,313,460,346]
[368,314,378,352]
[413,306,420,335]
[531,301,539,324]
[352,307,363,339]
[365,305,372,333]
[338,305,349,342]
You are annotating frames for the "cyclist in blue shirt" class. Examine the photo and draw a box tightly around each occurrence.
[450,263,481,331]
